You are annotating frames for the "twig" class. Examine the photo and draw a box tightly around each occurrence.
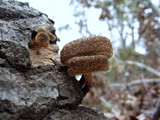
[99,96,119,114]
[153,103,160,120]
[115,58,160,77]
[109,78,160,88]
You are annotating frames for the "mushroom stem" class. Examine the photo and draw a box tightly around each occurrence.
[80,73,92,95]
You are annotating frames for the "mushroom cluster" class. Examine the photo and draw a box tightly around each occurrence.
[28,28,59,67]
[29,28,57,48]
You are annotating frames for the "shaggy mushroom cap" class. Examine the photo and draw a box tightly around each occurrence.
[60,36,113,76]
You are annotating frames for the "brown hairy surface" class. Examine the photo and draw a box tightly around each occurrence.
[60,36,113,65]
[60,35,113,75]
[67,55,110,76]
[60,35,113,95]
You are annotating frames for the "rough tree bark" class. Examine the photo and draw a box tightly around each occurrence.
[0,1,108,120]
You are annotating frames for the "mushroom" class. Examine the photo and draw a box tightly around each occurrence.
[34,28,57,43]
[60,36,113,95]
[28,28,60,67]
[29,28,57,48]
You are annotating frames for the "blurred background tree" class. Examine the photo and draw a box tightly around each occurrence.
[69,0,160,119]
[70,0,160,83]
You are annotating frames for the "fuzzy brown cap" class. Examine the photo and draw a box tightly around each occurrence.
[60,36,113,76]
[67,55,109,76]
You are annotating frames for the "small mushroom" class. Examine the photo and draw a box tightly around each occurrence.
[29,28,57,48]
[28,28,60,67]
[35,32,50,47]
[60,36,113,95]
[35,28,57,43]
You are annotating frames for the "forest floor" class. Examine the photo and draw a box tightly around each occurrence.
[82,74,160,120]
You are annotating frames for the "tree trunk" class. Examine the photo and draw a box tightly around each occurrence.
[0,1,108,120]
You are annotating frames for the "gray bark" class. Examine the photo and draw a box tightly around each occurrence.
[0,1,108,120]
